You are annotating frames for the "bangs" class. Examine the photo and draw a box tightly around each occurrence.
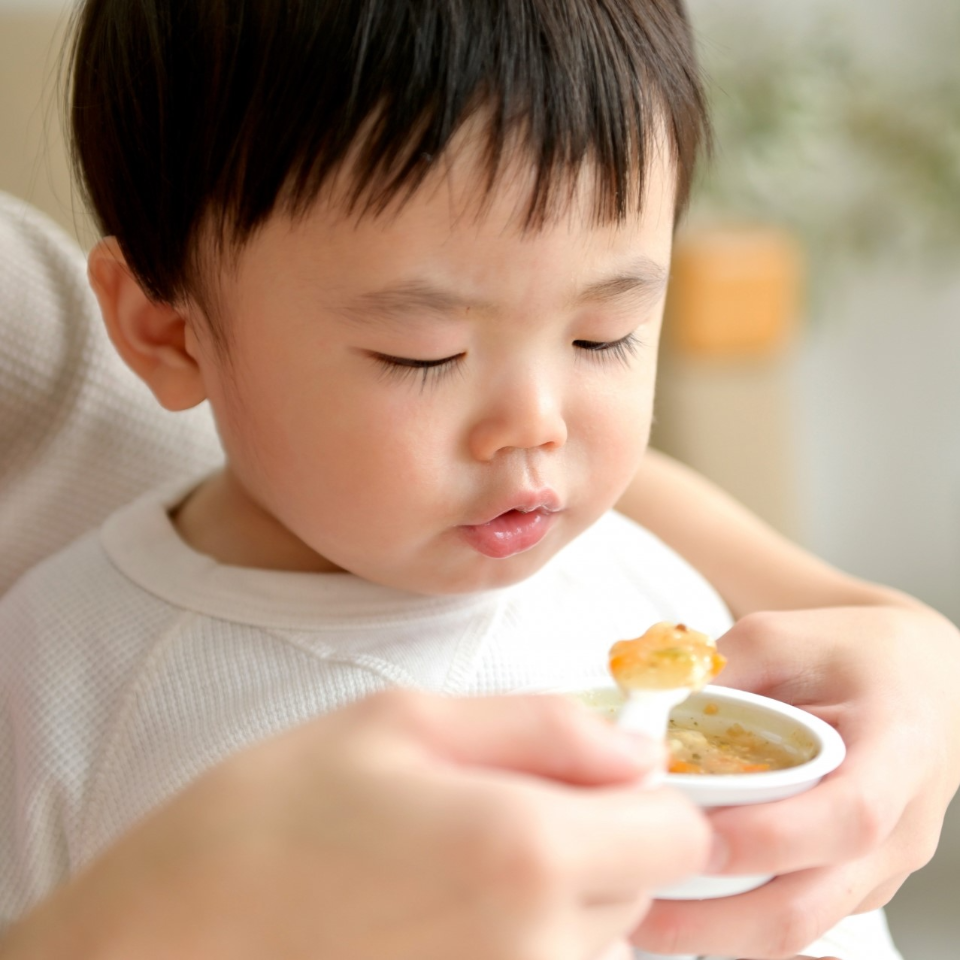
[69,0,709,305]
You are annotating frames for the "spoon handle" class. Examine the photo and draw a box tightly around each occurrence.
[617,688,689,740]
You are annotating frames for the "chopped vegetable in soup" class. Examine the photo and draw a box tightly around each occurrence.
[667,719,805,775]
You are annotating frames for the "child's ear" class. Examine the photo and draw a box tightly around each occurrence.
[87,238,207,411]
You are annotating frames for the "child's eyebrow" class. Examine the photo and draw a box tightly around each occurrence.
[336,258,667,326]
[573,258,668,306]
[339,283,483,325]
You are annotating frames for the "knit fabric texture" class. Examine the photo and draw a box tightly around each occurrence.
[0,490,732,921]
[0,192,223,595]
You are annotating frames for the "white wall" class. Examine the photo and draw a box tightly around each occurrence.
[799,266,960,623]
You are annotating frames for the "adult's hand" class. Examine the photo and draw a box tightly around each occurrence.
[1,690,710,960]
[632,604,960,959]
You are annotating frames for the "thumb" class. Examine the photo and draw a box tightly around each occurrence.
[713,613,815,697]
[714,610,855,707]
[400,693,666,787]
[594,940,634,960]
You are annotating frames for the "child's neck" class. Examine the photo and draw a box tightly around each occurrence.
[171,468,344,574]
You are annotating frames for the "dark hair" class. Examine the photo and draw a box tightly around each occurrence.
[67,0,709,309]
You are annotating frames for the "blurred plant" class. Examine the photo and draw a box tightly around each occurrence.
[687,2,960,277]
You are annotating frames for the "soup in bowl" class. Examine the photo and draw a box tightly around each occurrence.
[557,684,846,899]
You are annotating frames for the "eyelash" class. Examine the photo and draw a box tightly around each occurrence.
[373,332,642,388]
[372,353,467,390]
[572,332,642,367]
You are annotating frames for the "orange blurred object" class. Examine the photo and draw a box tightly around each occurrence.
[665,226,804,357]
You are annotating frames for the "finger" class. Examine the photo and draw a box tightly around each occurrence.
[707,744,906,875]
[582,906,648,960]
[633,862,865,958]
[593,939,635,960]
[855,872,910,914]
[713,609,904,721]
[552,785,711,899]
[383,691,667,785]
[713,610,847,700]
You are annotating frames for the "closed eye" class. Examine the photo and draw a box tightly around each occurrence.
[371,351,465,389]
[573,332,641,366]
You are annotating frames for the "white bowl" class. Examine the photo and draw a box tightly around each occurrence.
[537,684,846,900]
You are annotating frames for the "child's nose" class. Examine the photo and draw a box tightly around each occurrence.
[467,371,568,461]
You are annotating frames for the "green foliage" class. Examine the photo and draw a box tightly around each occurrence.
[689,4,960,274]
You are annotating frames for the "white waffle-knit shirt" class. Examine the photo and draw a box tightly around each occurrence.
[0,488,733,920]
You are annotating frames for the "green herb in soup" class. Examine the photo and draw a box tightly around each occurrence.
[609,622,725,691]
[667,719,805,775]
[567,688,812,776]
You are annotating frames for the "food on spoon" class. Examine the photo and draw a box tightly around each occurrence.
[606,622,802,776]
[609,622,726,692]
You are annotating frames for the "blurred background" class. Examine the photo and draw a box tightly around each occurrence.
[0,0,957,956]
[667,3,960,957]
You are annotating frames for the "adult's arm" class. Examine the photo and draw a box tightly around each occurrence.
[617,448,913,617]
[0,192,222,595]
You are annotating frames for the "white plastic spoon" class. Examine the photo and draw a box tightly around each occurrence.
[609,622,725,960]
[609,621,725,742]
[617,687,693,741]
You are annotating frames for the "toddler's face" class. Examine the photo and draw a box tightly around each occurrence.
[190,146,676,594]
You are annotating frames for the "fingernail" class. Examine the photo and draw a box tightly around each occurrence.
[706,834,729,873]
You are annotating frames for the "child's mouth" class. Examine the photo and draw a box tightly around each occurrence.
[458,507,558,559]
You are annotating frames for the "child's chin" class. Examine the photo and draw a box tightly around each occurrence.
[351,549,554,597]
[420,548,561,596]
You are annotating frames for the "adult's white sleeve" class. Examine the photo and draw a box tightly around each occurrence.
[0,193,222,594]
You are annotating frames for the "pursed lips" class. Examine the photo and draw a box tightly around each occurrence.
[461,488,563,528]
[457,490,562,559]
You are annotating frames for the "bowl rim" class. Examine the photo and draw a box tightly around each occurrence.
[524,682,846,789]
[665,684,846,789]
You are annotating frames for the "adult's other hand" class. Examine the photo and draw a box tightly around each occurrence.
[633,605,958,958]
